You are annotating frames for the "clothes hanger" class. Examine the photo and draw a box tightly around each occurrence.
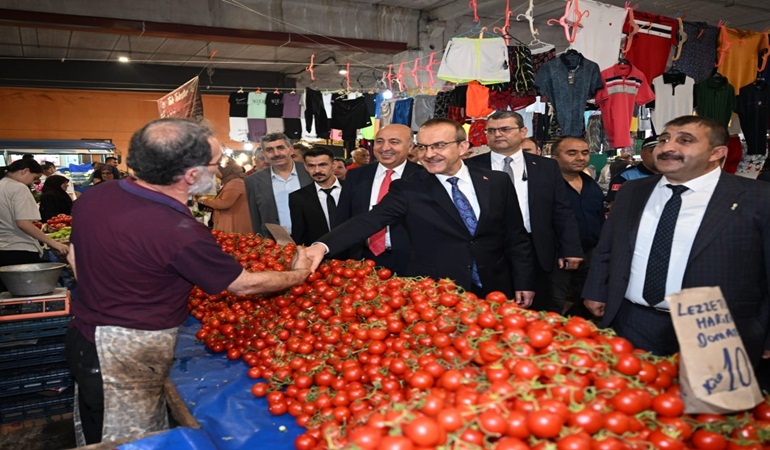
[273,88,281,94]
[237,87,244,93]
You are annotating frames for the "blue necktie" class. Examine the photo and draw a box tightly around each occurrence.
[643,184,689,306]
[447,177,481,287]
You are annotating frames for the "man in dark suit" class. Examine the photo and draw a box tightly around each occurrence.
[466,111,583,312]
[289,147,342,246]
[244,133,312,237]
[334,124,423,274]
[307,119,535,304]
[583,115,770,384]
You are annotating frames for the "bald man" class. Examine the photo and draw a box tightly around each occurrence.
[346,148,370,169]
[334,124,424,274]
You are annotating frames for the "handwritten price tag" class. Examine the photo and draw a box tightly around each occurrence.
[668,287,762,414]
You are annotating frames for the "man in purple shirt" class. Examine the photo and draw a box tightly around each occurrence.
[65,118,311,446]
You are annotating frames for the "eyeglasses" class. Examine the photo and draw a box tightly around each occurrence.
[414,140,463,152]
[484,126,521,134]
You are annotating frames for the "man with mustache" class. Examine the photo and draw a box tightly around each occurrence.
[583,115,770,388]
[244,132,312,236]
[333,124,423,274]
[307,118,535,303]
[289,146,343,246]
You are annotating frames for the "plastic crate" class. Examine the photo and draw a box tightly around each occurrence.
[0,315,71,343]
[0,391,74,424]
[0,337,66,371]
[0,363,73,398]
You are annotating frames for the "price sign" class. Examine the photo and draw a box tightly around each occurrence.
[668,286,762,414]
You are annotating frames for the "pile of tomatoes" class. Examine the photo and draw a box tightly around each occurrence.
[188,231,770,449]
[45,213,72,230]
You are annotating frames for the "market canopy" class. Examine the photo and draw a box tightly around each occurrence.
[0,139,116,155]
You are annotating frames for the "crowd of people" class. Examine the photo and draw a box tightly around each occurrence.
[1,113,769,444]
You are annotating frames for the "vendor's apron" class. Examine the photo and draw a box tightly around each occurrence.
[73,326,178,446]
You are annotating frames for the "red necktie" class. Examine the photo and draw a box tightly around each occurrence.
[368,169,394,255]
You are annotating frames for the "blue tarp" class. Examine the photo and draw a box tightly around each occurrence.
[118,316,301,450]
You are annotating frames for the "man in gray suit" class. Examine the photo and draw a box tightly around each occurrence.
[583,116,770,386]
[244,133,312,236]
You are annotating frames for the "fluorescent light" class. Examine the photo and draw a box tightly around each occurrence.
[338,67,348,75]
[382,89,393,99]
[118,56,130,63]
[243,142,254,151]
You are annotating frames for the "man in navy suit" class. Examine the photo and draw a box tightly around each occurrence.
[583,116,770,385]
[333,124,423,274]
[289,147,342,246]
[307,119,535,304]
[466,111,583,312]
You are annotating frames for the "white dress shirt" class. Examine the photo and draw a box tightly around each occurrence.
[490,151,531,232]
[625,168,721,310]
[315,178,342,229]
[271,163,301,234]
[435,163,481,219]
[368,161,408,249]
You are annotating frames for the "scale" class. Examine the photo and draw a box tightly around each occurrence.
[0,288,70,321]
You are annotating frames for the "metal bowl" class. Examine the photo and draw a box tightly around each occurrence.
[0,262,66,296]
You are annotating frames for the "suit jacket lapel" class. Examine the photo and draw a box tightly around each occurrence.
[688,174,744,263]
[626,176,660,252]
[426,174,468,232]
[355,165,376,212]
[258,171,277,213]
[470,169,490,235]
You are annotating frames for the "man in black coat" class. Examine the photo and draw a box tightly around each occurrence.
[465,111,583,311]
[583,116,770,386]
[307,119,535,304]
[333,124,423,274]
[289,147,342,246]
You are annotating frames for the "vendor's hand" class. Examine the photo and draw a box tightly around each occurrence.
[763,350,770,359]
[584,299,605,317]
[291,247,312,272]
[515,290,535,308]
[559,257,583,270]
[52,241,69,255]
[305,243,327,273]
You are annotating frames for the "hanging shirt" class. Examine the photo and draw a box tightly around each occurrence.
[676,22,719,83]
[247,92,267,119]
[694,76,735,127]
[651,73,695,130]
[411,95,436,131]
[265,93,284,118]
[282,92,301,118]
[736,81,770,154]
[596,63,655,148]
[228,91,248,117]
[623,11,679,83]
[465,81,494,118]
[718,27,769,95]
[534,52,603,137]
[569,0,628,70]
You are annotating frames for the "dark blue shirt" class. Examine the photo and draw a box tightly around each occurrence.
[564,171,605,250]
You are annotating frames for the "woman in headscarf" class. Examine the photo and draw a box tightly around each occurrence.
[196,158,251,234]
[39,175,73,222]
[0,159,69,290]
[93,165,119,184]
